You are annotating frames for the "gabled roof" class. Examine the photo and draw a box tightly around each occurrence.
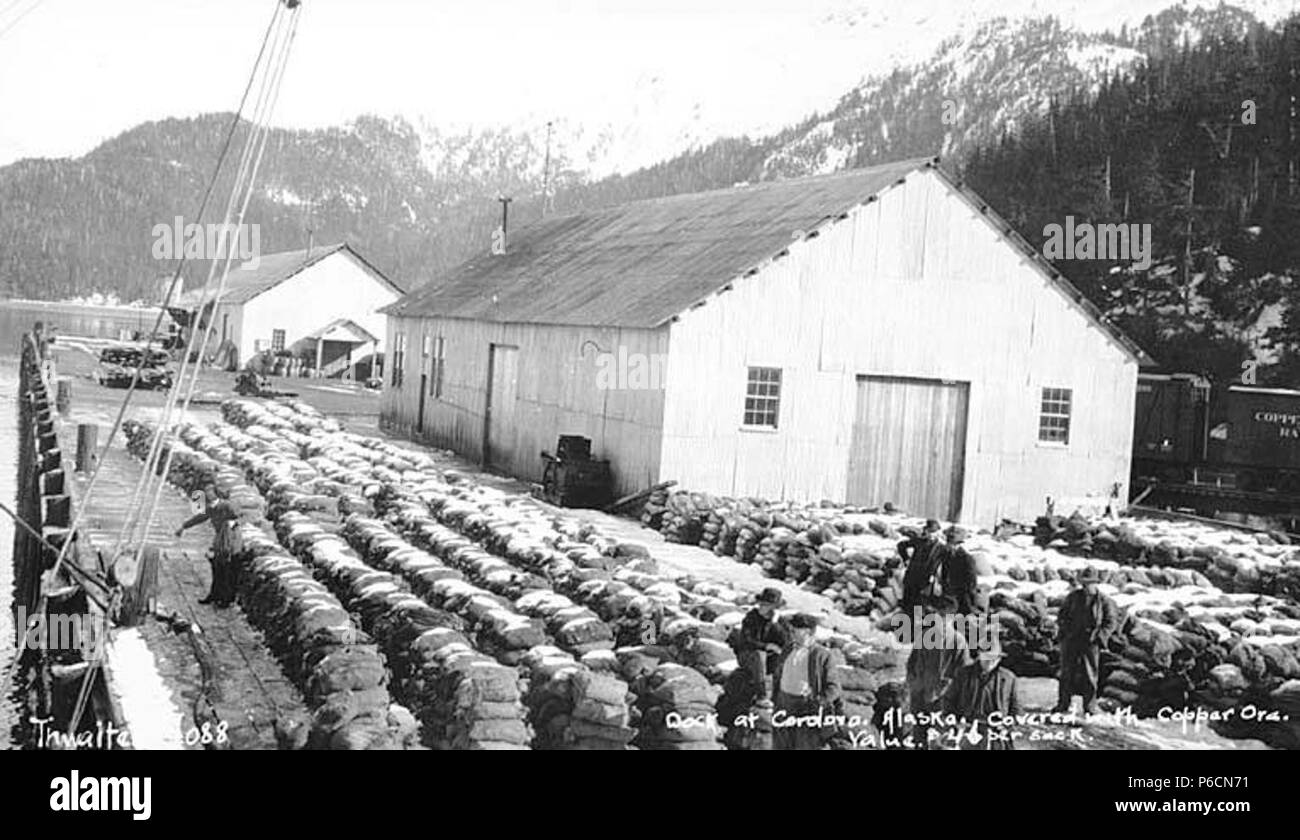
[383,157,929,327]
[384,157,1149,365]
[179,242,403,307]
[306,318,379,344]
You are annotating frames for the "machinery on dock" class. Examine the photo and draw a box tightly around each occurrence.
[538,435,612,508]
[234,370,298,399]
[94,344,174,390]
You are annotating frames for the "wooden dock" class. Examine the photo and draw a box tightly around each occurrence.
[56,408,307,750]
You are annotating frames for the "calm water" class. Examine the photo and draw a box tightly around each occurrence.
[0,300,167,360]
[1,357,18,748]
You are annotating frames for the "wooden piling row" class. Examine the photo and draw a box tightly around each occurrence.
[10,329,112,745]
[12,331,73,621]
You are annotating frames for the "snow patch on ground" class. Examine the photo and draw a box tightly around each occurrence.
[105,628,186,750]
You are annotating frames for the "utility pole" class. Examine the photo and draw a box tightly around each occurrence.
[493,196,513,255]
[1290,62,1298,199]
[1183,167,1195,315]
[541,120,554,218]
[303,196,316,259]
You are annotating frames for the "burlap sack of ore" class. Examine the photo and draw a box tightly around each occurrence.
[633,663,723,750]
[424,651,531,749]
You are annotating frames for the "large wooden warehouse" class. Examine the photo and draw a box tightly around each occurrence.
[381,156,1152,526]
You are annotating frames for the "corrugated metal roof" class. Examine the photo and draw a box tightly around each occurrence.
[178,242,401,307]
[384,156,1148,365]
[383,157,931,327]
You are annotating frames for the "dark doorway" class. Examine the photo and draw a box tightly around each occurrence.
[417,373,427,434]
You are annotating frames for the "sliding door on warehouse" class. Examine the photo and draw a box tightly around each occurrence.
[846,374,969,521]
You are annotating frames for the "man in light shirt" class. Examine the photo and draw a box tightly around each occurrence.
[771,613,841,750]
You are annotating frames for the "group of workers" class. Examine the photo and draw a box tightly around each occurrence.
[895,519,1121,749]
[721,587,844,750]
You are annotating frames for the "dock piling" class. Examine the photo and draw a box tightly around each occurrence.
[75,424,98,473]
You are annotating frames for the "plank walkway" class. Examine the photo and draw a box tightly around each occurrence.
[56,408,306,750]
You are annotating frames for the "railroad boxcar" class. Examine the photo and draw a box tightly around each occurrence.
[1208,385,1300,492]
[1132,373,1300,511]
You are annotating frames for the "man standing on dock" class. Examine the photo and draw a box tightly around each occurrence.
[175,486,241,607]
[1055,567,1120,715]
[899,519,944,612]
[905,595,970,749]
[771,613,841,750]
[937,526,980,615]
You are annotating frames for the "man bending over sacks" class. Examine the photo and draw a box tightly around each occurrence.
[175,485,242,608]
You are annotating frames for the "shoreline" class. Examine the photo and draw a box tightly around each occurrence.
[0,299,165,313]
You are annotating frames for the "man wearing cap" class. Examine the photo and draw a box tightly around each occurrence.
[899,519,944,612]
[1055,566,1121,715]
[937,526,980,616]
[771,613,842,750]
[943,639,1021,750]
[730,587,789,700]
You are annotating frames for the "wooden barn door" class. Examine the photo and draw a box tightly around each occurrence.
[483,344,519,469]
[846,375,970,521]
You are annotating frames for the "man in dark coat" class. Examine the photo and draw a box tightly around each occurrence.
[1055,566,1121,715]
[937,526,980,615]
[899,519,944,612]
[944,641,1021,750]
[771,614,841,750]
[729,587,788,699]
[905,595,971,749]
[176,486,242,607]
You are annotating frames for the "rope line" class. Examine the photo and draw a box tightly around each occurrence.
[124,2,303,569]
[111,2,293,559]
[40,0,304,738]
[49,0,287,592]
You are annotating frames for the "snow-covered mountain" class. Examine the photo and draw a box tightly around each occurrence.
[415,0,1297,181]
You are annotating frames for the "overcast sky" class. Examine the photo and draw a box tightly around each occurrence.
[1,0,1297,168]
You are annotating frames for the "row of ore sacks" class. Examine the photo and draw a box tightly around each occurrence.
[235,526,417,749]
[230,442,536,751]
[229,401,896,747]
[271,508,532,750]
[121,418,414,749]
[340,510,641,748]
[1034,513,1300,599]
[181,416,527,750]
[640,488,920,619]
